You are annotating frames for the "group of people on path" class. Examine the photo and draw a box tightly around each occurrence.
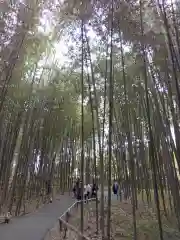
[72,178,122,201]
[72,178,99,201]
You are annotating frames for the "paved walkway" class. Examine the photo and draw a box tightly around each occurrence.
[0,194,74,240]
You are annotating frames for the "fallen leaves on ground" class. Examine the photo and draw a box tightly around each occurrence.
[46,200,180,240]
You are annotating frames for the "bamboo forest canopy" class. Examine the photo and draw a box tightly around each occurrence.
[1,0,180,230]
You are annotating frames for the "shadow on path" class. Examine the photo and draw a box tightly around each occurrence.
[0,194,74,240]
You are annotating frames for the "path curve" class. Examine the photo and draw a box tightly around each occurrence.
[0,194,74,240]
[0,190,119,240]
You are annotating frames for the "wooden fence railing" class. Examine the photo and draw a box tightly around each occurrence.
[58,198,97,240]
[44,193,130,240]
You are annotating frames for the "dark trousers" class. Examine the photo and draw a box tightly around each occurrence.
[85,191,90,200]
[113,189,118,195]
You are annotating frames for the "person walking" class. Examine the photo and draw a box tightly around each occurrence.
[72,184,76,198]
[45,179,52,203]
[76,180,83,201]
[73,178,80,198]
[91,180,98,198]
[112,179,119,199]
[84,183,91,200]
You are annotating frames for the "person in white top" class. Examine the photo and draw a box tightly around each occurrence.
[84,184,92,200]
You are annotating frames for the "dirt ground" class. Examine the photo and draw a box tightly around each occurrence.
[45,200,180,240]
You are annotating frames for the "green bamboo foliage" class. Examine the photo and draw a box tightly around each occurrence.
[2,0,180,239]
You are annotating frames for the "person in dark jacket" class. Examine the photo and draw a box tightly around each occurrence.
[72,178,79,198]
[72,185,76,198]
[91,180,98,198]
[112,179,119,195]
[45,179,52,203]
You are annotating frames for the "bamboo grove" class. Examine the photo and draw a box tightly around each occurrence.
[1,0,180,239]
